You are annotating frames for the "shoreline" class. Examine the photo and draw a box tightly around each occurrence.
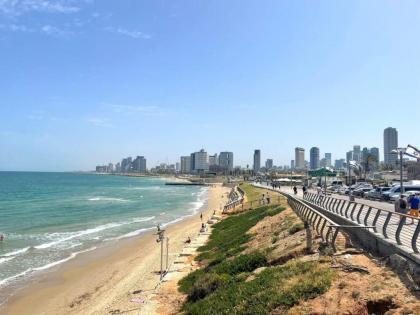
[2,184,229,315]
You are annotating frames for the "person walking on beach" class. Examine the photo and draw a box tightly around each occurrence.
[200,213,203,221]
[409,193,420,224]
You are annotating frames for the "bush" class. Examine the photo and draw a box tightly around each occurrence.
[183,260,335,315]
[179,269,206,294]
[211,252,267,275]
[288,223,305,235]
[188,273,231,302]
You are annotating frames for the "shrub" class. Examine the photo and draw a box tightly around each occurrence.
[211,252,267,275]
[288,223,305,235]
[188,273,231,302]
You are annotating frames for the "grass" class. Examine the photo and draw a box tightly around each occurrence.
[239,182,266,201]
[179,199,334,314]
[182,260,335,315]
[196,204,285,262]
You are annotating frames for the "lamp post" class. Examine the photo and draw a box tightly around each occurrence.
[156,224,166,281]
[391,149,405,195]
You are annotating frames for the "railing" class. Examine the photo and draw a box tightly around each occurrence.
[304,192,420,254]
[286,193,341,251]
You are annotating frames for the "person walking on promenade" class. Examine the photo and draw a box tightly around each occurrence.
[395,194,405,213]
[409,192,420,224]
[293,186,298,195]
[266,192,270,204]
[302,186,307,196]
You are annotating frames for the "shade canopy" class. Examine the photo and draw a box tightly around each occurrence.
[308,167,337,177]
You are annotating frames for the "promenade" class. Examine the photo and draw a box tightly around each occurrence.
[253,182,420,265]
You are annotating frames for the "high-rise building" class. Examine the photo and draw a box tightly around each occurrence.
[265,159,273,170]
[310,147,320,170]
[291,160,295,170]
[325,153,332,167]
[353,145,361,162]
[209,154,218,166]
[132,156,146,172]
[370,147,380,168]
[253,150,261,172]
[180,156,191,173]
[121,157,133,173]
[175,162,180,171]
[219,152,234,171]
[295,147,305,170]
[346,151,353,162]
[193,149,209,172]
[334,159,345,170]
[384,127,398,166]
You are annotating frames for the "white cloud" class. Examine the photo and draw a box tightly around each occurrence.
[0,0,83,16]
[41,24,72,37]
[105,26,151,40]
[86,117,113,128]
[0,23,33,32]
[110,105,164,116]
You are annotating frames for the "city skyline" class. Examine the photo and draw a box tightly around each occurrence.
[2,1,420,171]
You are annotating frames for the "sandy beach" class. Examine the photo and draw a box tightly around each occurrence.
[3,184,230,315]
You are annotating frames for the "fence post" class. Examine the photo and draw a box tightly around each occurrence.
[305,221,313,253]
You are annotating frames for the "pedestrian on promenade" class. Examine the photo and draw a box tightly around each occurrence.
[409,193,420,224]
[266,192,270,204]
[302,186,307,195]
[395,194,405,213]
[293,186,298,195]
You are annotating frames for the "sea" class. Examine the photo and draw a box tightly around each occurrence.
[0,172,208,305]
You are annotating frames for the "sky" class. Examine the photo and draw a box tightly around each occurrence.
[1,0,420,171]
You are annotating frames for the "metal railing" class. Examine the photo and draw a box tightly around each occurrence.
[286,193,341,251]
[304,192,420,254]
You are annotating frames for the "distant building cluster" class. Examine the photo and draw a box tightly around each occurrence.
[180,149,234,175]
[95,155,147,174]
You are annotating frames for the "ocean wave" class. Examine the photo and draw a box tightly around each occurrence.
[88,197,128,202]
[1,247,31,257]
[0,247,97,288]
[35,216,155,250]
[129,186,161,191]
[0,256,14,264]
[113,227,154,240]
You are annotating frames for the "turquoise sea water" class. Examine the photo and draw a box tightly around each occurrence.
[0,172,208,302]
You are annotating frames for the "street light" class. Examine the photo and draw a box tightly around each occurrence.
[391,148,406,195]
[156,224,166,281]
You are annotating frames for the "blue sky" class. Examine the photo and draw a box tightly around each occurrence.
[1,0,419,171]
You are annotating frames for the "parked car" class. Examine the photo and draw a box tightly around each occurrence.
[389,191,417,202]
[382,185,420,201]
[353,185,373,197]
[366,187,391,200]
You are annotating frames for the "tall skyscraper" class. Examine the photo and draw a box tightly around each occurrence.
[180,156,191,173]
[132,156,146,172]
[253,150,261,172]
[219,152,234,171]
[325,153,332,167]
[193,149,209,172]
[353,145,361,162]
[310,147,320,170]
[291,160,295,169]
[384,127,398,166]
[346,151,353,162]
[209,154,218,166]
[265,159,273,170]
[295,147,305,170]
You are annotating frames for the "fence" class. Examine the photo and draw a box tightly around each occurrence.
[304,192,420,254]
[285,192,342,251]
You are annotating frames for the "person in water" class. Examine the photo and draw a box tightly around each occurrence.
[0,234,4,242]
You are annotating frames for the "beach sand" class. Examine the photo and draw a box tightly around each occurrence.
[3,184,230,315]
